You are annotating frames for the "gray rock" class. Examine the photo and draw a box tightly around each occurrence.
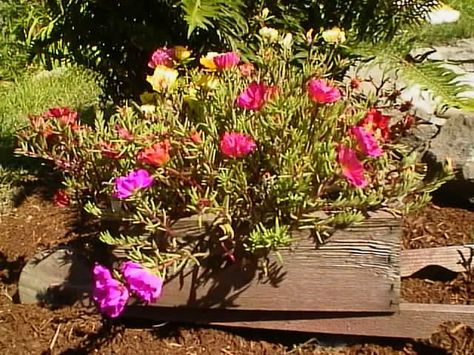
[424,113,474,202]
[400,123,440,158]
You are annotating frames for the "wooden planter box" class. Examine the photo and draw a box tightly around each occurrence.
[19,212,474,338]
[119,211,401,313]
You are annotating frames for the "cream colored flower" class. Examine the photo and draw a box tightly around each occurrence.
[259,27,279,43]
[322,27,346,44]
[140,104,156,115]
[280,33,293,50]
[146,65,179,92]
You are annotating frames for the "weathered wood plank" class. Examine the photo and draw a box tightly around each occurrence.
[401,245,474,277]
[18,247,92,305]
[146,213,401,312]
[125,303,474,339]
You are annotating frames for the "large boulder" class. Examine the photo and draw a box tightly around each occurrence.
[424,113,474,203]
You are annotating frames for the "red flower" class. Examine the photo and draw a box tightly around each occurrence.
[190,131,202,144]
[138,140,171,166]
[53,189,70,207]
[46,107,78,126]
[359,108,390,141]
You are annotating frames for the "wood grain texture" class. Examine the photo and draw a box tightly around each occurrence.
[142,212,401,312]
[125,303,474,339]
[401,245,474,277]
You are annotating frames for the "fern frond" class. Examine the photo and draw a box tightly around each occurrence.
[354,40,474,112]
[180,0,247,40]
[399,60,474,112]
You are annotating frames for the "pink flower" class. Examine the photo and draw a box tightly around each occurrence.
[92,264,129,318]
[350,126,383,158]
[220,132,256,158]
[307,79,341,104]
[53,189,70,207]
[121,261,163,303]
[236,82,268,111]
[337,145,367,188]
[114,169,154,199]
[148,47,175,68]
[213,52,240,70]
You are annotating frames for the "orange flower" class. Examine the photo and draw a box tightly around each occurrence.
[138,140,171,166]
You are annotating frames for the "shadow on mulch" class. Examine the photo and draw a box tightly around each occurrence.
[126,321,449,355]
[60,319,124,354]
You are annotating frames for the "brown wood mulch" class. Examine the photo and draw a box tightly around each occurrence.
[0,193,473,354]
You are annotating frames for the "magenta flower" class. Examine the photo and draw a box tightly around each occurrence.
[92,264,129,318]
[337,144,368,188]
[220,132,256,158]
[121,261,163,303]
[350,126,383,158]
[213,52,240,70]
[148,47,175,68]
[114,169,154,199]
[307,79,341,104]
[236,82,268,111]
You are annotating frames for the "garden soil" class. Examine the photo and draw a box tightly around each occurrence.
[0,190,473,354]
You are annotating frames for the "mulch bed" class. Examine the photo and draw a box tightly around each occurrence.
[0,192,473,354]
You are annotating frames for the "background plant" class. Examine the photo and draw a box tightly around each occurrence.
[0,67,103,215]
[16,0,446,102]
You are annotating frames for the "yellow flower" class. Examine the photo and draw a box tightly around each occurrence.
[199,52,219,70]
[174,46,192,61]
[146,65,179,92]
[196,74,219,90]
[321,27,346,44]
